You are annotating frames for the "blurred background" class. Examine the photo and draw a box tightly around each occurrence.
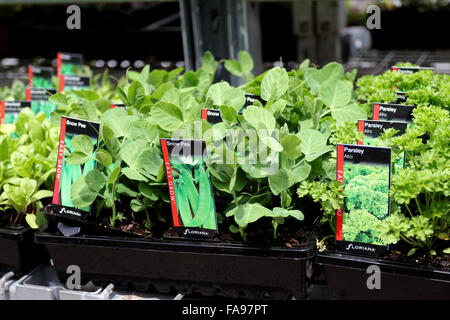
[1,0,450,86]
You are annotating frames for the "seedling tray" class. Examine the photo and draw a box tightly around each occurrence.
[316,250,450,300]
[0,227,48,276]
[35,230,316,300]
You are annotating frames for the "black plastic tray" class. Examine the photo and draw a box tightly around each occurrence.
[316,250,450,300]
[36,230,316,299]
[0,227,48,276]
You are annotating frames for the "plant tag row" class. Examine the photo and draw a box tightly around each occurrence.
[337,101,416,256]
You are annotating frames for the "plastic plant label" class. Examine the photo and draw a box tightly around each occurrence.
[110,103,128,109]
[336,144,392,256]
[357,120,407,172]
[201,108,222,124]
[52,116,100,221]
[28,65,54,89]
[26,88,57,118]
[57,52,84,76]
[240,93,265,113]
[372,103,416,124]
[0,101,31,124]
[59,75,90,93]
[391,66,434,74]
[160,139,218,239]
[394,91,407,104]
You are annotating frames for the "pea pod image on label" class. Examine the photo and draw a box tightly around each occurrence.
[160,139,218,239]
[52,116,100,221]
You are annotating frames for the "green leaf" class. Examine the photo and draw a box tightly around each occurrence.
[239,51,254,73]
[331,104,367,124]
[30,190,53,202]
[287,209,304,221]
[117,183,138,197]
[290,161,312,184]
[260,67,289,101]
[48,93,68,106]
[139,182,159,201]
[298,129,334,162]
[73,90,99,101]
[118,87,129,105]
[321,62,345,80]
[127,80,145,106]
[224,60,242,77]
[150,102,184,132]
[122,168,147,182]
[281,134,302,160]
[319,79,352,108]
[71,176,98,208]
[71,134,94,156]
[229,224,240,233]
[243,105,276,132]
[268,169,290,196]
[200,51,218,76]
[120,140,147,168]
[259,130,283,152]
[108,166,121,184]
[206,81,245,112]
[407,248,417,256]
[101,108,135,138]
[66,152,91,165]
[20,178,37,199]
[130,199,145,212]
[219,105,238,124]
[26,214,39,229]
[96,149,112,167]
[85,170,106,193]
[443,248,450,254]
[226,203,274,229]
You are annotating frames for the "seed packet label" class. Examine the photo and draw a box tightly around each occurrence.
[336,144,391,256]
[391,66,434,74]
[59,75,90,93]
[372,103,416,124]
[358,120,407,172]
[110,103,128,109]
[241,93,265,113]
[26,88,57,117]
[201,108,222,124]
[52,116,100,221]
[28,65,54,89]
[0,101,31,124]
[160,139,218,239]
[57,52,84,76]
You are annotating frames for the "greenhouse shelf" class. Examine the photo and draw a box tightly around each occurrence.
[6,264,185,300]
[0,272,15,300]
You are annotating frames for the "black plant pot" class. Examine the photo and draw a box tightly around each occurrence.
[316,250,450,300]
[35,230,316,299]
[0,227,48,276]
